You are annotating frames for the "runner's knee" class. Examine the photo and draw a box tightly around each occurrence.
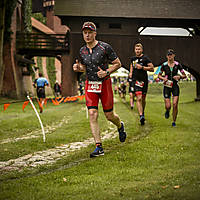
[173,101,178,108]
[104,111,114,121]
[137,95,142,102]
[89,109,98,120]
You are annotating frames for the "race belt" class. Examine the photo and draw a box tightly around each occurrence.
[164,80,173,88]
[135,80,144,88]
[87,81,102,93]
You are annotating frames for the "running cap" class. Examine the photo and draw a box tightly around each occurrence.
[167,49,175,55]
[82,22,96,31]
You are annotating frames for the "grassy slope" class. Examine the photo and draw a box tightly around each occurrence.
[0,82,200,200]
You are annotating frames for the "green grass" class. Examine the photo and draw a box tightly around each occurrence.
[0,82,200,200]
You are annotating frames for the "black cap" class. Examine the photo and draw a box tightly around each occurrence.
[167,49,175,55]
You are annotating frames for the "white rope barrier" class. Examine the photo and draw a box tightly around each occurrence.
[27,95,46,142]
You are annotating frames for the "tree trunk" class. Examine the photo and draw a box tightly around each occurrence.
[0,0,6,93]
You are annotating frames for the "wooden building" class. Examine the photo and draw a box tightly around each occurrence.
[54,0,200,99]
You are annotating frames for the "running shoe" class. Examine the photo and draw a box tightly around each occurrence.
[118,122,127,142]
[90,146,104,158]
[172,122,176,127]
[140,115,145,125]
[165,110,169,119]
[142,112,145,121]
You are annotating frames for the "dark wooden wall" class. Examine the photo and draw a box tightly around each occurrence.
[58,16,200,98]
[55,0,200,20]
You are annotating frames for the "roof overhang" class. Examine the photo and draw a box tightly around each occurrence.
[54,0,200,20]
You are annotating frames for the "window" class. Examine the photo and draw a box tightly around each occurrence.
[138,27,193,36]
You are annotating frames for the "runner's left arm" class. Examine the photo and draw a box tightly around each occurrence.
[173,64,186,81]
[97,43,121,78]
[136,62,154,72]
[106,43,121,74]
[97,58,121,78]
[107,57,121,74]
[143,62,154,72]
[136,56,154,72]
[45,79,49,86]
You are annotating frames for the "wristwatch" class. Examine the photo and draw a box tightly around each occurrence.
[106,70,110,76]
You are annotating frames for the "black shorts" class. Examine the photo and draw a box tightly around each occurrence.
[37,87,46,98]
[129,86,135,93]
[163,84,180,98]
[129,81,135,93]
[134,81,148,95]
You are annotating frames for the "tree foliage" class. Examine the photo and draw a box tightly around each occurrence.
[4,0,17,42]
[46,57,56,89]
[32,13,47,25]
[22,0,32,33]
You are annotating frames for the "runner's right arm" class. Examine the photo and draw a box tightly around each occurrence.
[129,63,133,77]
[158,65,168,82]
[73,59,86,72]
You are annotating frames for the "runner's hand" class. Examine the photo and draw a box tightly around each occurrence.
[163,77,168,83]
[173,75,181,81]
[136,64,143,69]
[73,59,81,72]
[97,67,106,78]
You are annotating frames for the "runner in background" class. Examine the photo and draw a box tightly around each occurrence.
[33,72,49,113]
[120,81,126,99]
[128,62,136,109]
[73,22,127,158]
[158,49,186,127]
[114,84,118,94]
[130,43,154,125]
[54,80,61,97]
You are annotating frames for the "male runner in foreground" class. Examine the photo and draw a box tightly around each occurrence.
[73,22,126,158]
[158,49,186,127]
[129,43,154,125]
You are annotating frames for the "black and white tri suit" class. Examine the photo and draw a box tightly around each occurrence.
[130,55,152,95]
[160,61,184,98]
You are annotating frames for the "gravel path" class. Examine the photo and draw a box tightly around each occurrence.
[0,124,117,172]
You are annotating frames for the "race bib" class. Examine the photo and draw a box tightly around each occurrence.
[87,81,102,93]
[135,80,144,88]
[164,80,173,88]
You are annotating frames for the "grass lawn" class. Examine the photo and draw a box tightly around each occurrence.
[0,82,199,200]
